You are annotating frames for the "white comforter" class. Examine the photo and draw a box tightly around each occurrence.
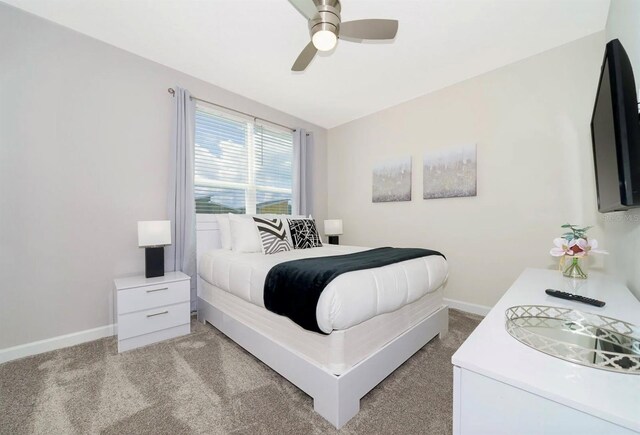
[198,245,448,333]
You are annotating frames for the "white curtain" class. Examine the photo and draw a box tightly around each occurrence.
[167,87,197,310]
[293,129,313,216]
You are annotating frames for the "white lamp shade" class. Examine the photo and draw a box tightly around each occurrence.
[138,220,171,247]
[324,219,343,236]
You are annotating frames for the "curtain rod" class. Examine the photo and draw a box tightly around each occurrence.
[168,88,295,132]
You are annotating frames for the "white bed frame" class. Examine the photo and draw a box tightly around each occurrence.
[195,215,449,429]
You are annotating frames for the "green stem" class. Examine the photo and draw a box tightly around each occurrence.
[563,257,587,279]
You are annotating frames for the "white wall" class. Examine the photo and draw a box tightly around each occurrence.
[601,0,640,300]
[327,33,605,308]
[0,4,327,349]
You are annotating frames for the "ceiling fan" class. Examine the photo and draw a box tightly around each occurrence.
[288,0,399,71]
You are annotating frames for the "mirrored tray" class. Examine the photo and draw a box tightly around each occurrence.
[505,305,640,374]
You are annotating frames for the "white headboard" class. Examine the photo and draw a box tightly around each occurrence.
[196,214,221,261]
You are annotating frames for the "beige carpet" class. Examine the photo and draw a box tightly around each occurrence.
[0,309,481,435]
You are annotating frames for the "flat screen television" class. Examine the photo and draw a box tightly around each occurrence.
[591,38,640,213]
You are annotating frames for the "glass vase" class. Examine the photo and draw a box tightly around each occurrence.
[562,256,588,279]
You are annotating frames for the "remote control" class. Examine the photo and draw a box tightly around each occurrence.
[545,289,606,307]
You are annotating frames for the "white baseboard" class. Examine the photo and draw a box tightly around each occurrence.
[0,324,116,365]
[0,299,488,365]
[444,298,491,317]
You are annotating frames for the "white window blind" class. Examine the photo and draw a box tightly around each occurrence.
[194,106,294,215]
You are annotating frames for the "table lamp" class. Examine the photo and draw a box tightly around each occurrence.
[324,219,343,245]
[138,220,171,278]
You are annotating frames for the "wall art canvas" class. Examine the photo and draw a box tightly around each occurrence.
[423,144,477,199]
[372,156,412,203]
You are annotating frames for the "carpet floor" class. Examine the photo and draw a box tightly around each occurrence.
[0,309,481,435]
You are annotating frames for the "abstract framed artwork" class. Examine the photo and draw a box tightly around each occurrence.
[372,156,412,203]
[423,144,477,199]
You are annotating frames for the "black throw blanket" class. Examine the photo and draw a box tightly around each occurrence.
[264,247,445,334]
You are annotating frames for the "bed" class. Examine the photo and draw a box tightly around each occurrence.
[196,215,449,428]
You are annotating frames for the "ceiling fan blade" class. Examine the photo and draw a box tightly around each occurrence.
[339,19,399,40]
[288,0,318,20]
[291,42,318,71]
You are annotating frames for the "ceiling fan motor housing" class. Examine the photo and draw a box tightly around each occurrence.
[309,0,341,40]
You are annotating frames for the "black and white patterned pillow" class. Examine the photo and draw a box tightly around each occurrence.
[253,217,292,255]
[287,218,323,249]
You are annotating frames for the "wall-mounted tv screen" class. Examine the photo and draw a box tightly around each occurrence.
[591,39,640,213]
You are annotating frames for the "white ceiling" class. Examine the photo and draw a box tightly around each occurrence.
[3,0,610,128]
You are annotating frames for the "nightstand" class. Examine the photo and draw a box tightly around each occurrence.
[114,271,191,353]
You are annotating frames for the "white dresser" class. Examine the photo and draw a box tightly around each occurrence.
[114,271,191,353]
[452,268,640,435]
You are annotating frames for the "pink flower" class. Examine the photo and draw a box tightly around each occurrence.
[573,238,608,256]
[550,238,575,257]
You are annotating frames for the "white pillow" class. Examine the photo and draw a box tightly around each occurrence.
[229,214,262,253]
[216,214,231,250]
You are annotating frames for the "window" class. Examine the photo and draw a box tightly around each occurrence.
[194,106,294,215]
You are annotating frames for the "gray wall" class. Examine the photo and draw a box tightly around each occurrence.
[327,33,605,308]
[0,3,327,349]
[601,0,640,300]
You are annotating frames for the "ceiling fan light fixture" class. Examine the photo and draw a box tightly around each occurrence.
[312,29,337,51]
[289,0,398,71]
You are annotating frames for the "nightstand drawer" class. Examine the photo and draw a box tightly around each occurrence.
[117,280,189,315]
[118,301,190,340]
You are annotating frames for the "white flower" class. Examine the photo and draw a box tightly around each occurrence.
[574,238,608,256]
[550,238,575,257]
